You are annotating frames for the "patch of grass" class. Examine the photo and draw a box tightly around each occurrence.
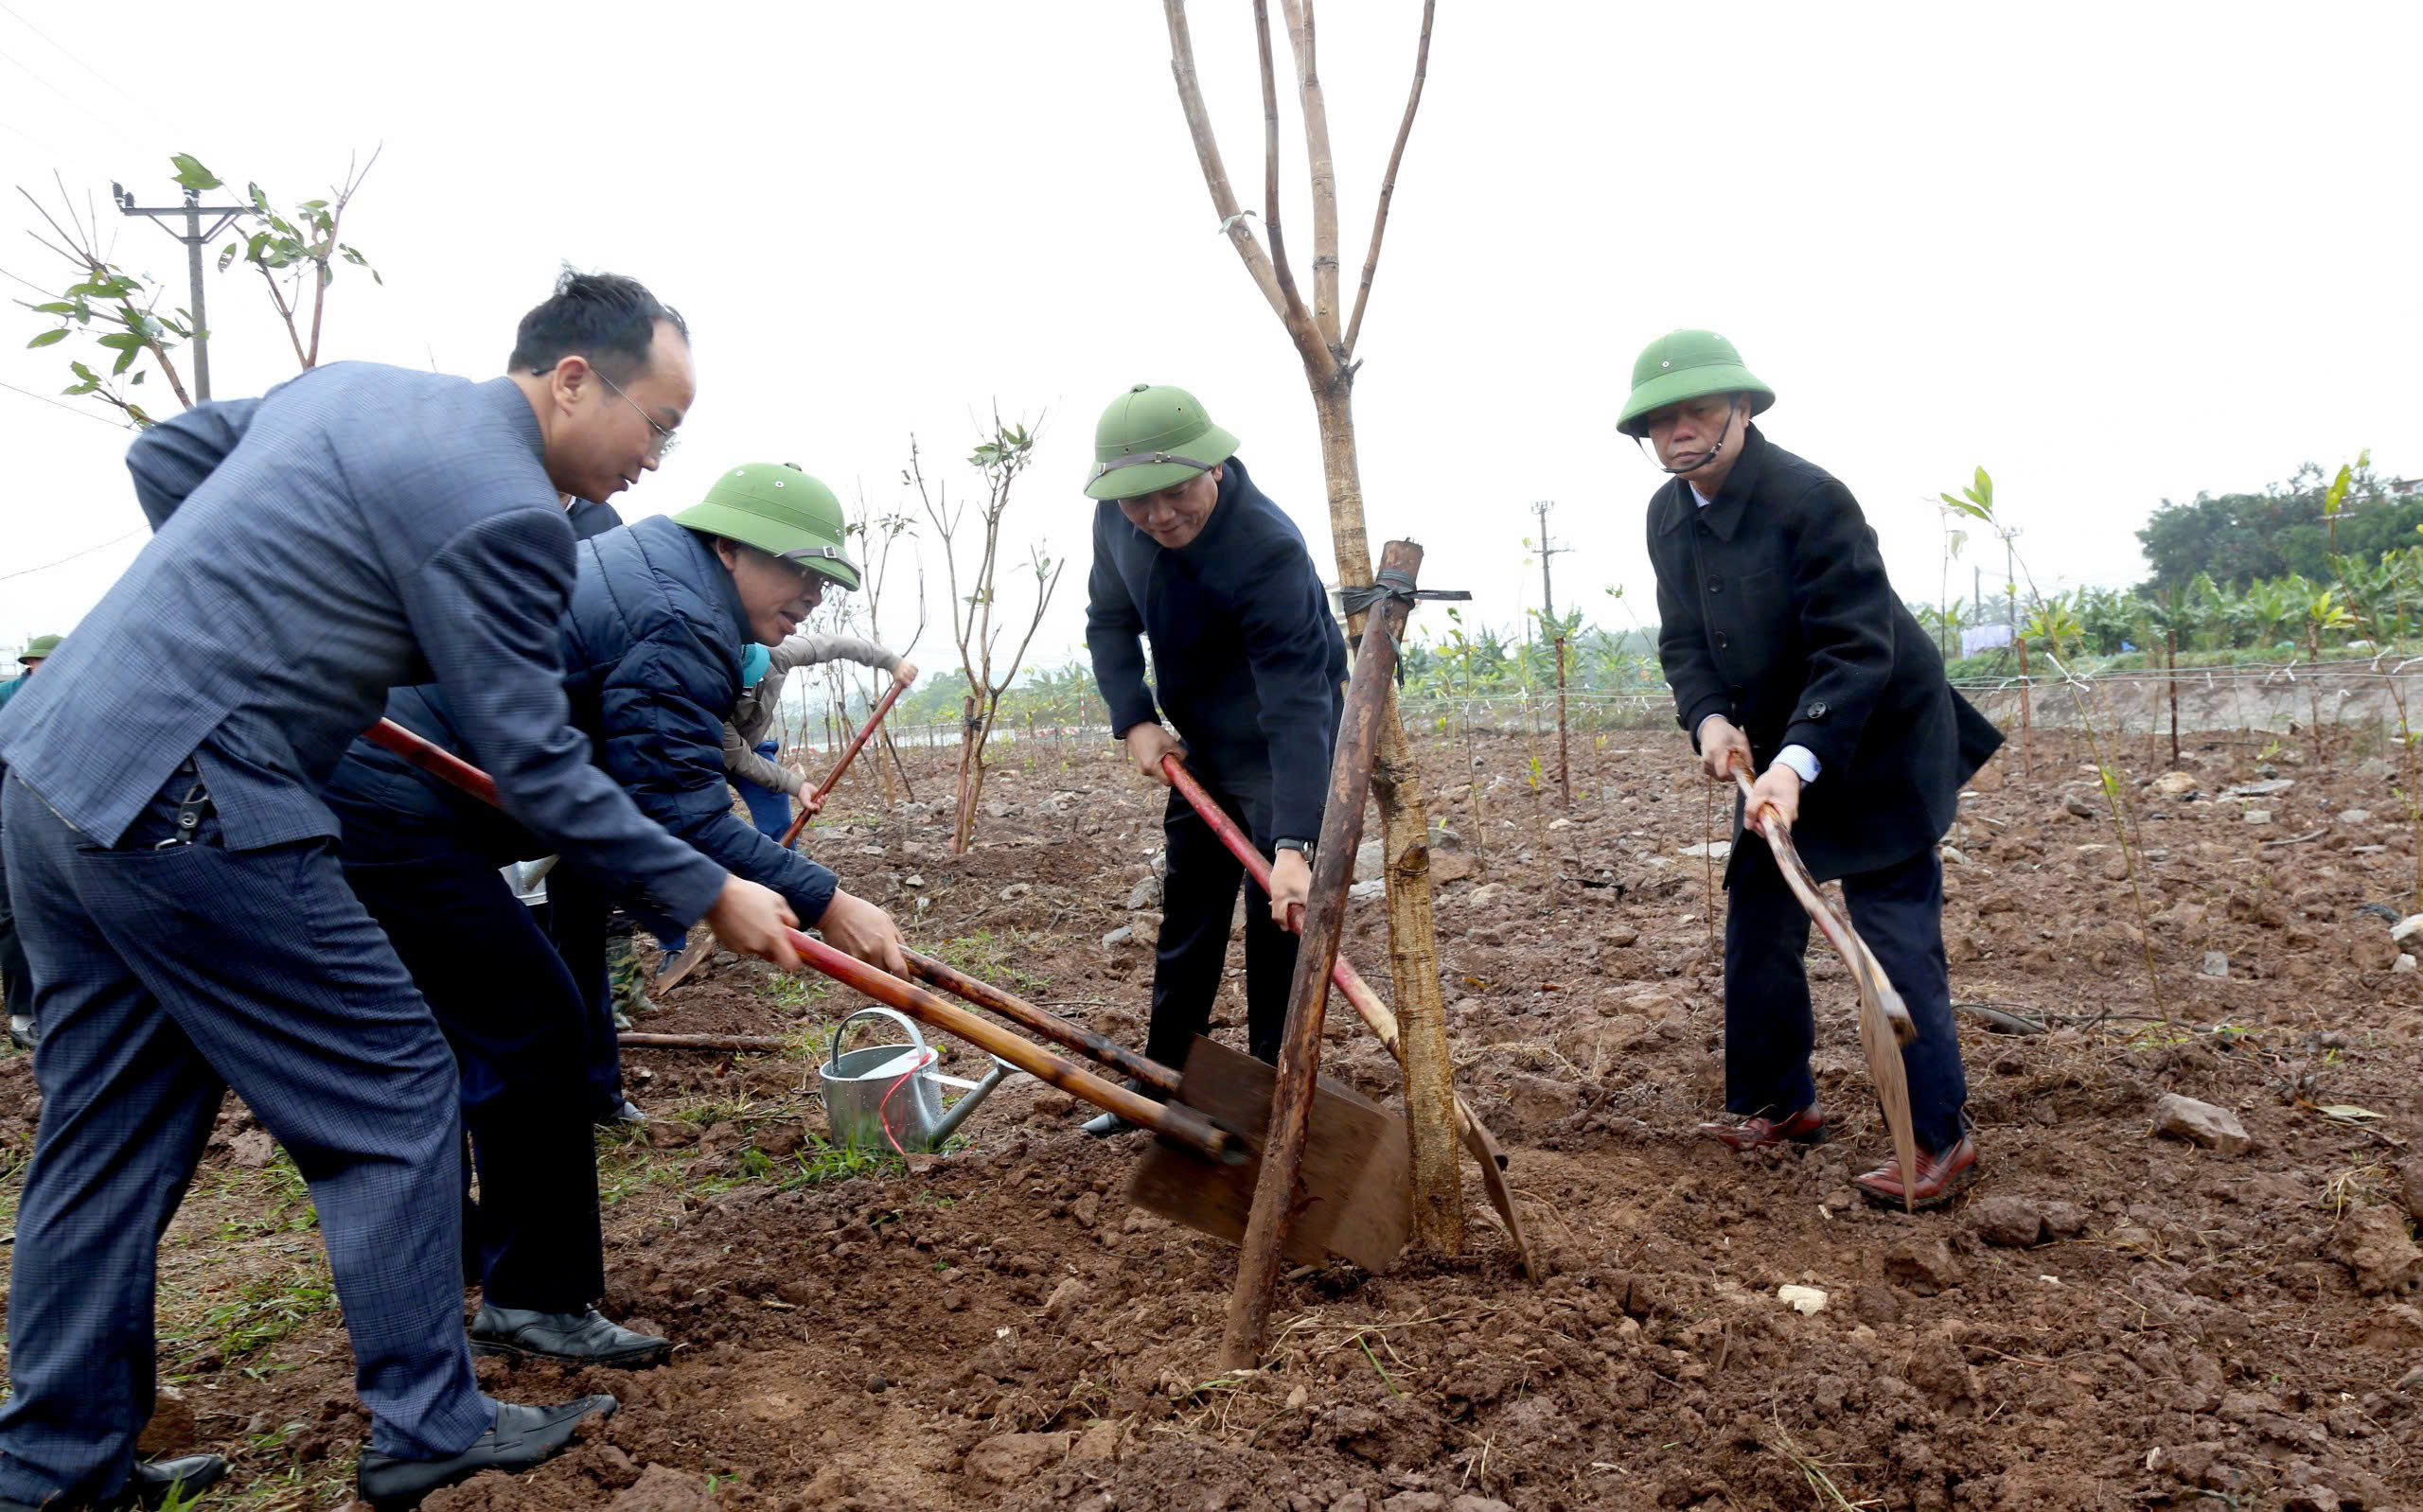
[777,1135,911,1189]
[167,1267,335,1372]
[200,1154,319,1240]
[927,929,1054,995]
[598,1144,681,1207]
[764,973,833,1013]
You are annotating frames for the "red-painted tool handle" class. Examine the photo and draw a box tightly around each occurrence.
[780,675,910,849]
[365,718,500,808]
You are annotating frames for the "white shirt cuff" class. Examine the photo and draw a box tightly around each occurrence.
[1776,744,1820,784]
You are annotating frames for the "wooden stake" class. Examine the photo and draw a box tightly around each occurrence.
[1222,539,1423,1369]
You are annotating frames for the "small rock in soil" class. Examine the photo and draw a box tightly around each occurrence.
[644,1120,699,1150]
[1883,1237,1964,1295]
[2153,1093,2251,1155]
[1043,1277,1088,1317]
[964,1431,1074,1486]
[2391,913,2423,943]
[1777,1284,1828,1314]
[2246,808,2274,825]
[999,882,1034,902]
[2202,950,2229,977]
[1349,879,1387,902]
[1070,1421,1122,1461]
[1101,925,1137,949]
[1353,839,1386,882]
[228,1128,276,1169]
[2342,808,2374,824]
[1033,1092,1076,1117]
[2039,1201,2092,1239]
[2328,1204,2422,1295]
[607,1465,718,1512]
[2398,954,2417,974]
[1968,1194,2047,1247]
[1126,875,1161,909]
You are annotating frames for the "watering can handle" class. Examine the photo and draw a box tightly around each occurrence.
[826,1005,929,1073]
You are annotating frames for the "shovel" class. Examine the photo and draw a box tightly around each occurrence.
[1160,755,1538,1279]
[899,945,1412,1272]
[659,673,912,992]
[362,716,1410,1266]
[1729,757,1919,1212]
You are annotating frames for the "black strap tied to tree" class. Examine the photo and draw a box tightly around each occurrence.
[1339,569,1470,670]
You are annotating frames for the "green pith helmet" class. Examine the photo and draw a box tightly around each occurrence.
[1084,383,1241,501]
[1615,329,1775,438]
[675,463,860,589]
[20,634,60,663]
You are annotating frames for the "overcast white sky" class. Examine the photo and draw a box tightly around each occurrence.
[4,2,2417,671]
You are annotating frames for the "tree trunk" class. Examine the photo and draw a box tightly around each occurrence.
[1310,378,1462,1254]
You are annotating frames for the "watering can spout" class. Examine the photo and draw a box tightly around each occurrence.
[929,1060,1015,1144]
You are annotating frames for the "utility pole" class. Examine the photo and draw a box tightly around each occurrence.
[1530,500,1568,626]
[112,181,247,401]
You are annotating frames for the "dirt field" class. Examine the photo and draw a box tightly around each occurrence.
[4,722,2421,1511]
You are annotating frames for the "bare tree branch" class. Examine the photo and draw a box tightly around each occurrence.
[1345,0,1435,357]
[305,142,382,368]
[1277,0,1342,349]
[1253,0,1314,337]
[1164,0,1316,359]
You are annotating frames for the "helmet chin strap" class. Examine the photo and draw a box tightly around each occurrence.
[1655,396,1741,477]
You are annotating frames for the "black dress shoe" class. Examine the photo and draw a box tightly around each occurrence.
[357,1397,615,1512]
[114,1454,229,1509]
[471,1304,670,1368]
[0,1455,238,1512]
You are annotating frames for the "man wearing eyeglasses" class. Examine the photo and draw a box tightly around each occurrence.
[323,462,905,1392]
[0,270,809,1511]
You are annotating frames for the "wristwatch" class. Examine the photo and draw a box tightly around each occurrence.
[1273,837,1316,862]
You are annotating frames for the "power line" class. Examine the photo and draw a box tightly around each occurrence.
[0,526,144,582]
[0,2,167,127]
[0,378,131,429]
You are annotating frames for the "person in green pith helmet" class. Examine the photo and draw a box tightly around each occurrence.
[1079,383,1349,1137]
[1623,330,2002,1209]
[0,634,60,1050]
[321,460,907,1381]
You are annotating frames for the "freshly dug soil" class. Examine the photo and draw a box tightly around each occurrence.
[4,725,2419,1511]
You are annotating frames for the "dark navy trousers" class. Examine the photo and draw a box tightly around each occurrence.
[0,775,491,1506]
[539,862,627,1119]
[338,827,606,1313]
[1723,838,1969,1152]
[1146,782,1297,1077]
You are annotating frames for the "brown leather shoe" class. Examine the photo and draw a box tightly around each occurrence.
[1698,1104,1826,1152]
[1854,1135,1979,1208]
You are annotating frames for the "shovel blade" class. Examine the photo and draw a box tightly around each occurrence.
[1127,1037,1411,1272]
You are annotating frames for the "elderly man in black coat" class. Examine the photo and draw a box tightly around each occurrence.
[1623,330,2002,1208]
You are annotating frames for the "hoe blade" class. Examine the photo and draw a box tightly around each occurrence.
[1128,1037,1410,1272]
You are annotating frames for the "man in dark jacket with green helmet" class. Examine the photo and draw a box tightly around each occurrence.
[1082,383,1348,1136]
[1623,330,2001,1208]
[325,462,904,1366]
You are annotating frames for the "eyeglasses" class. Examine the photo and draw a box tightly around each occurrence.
[537,359,680,458]
[592,365,681,459]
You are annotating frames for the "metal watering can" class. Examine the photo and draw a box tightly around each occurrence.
[820,1007,1014,1153]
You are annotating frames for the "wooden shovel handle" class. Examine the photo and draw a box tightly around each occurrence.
[1727,757,1916,1045]
[780,675,911,849]
[900,948,1181,1097]
[358,714,1231,1159]
[785,928,1235,1161]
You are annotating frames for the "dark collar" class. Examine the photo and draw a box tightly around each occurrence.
[1654,424,1771,541]
[656,519,755,662]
